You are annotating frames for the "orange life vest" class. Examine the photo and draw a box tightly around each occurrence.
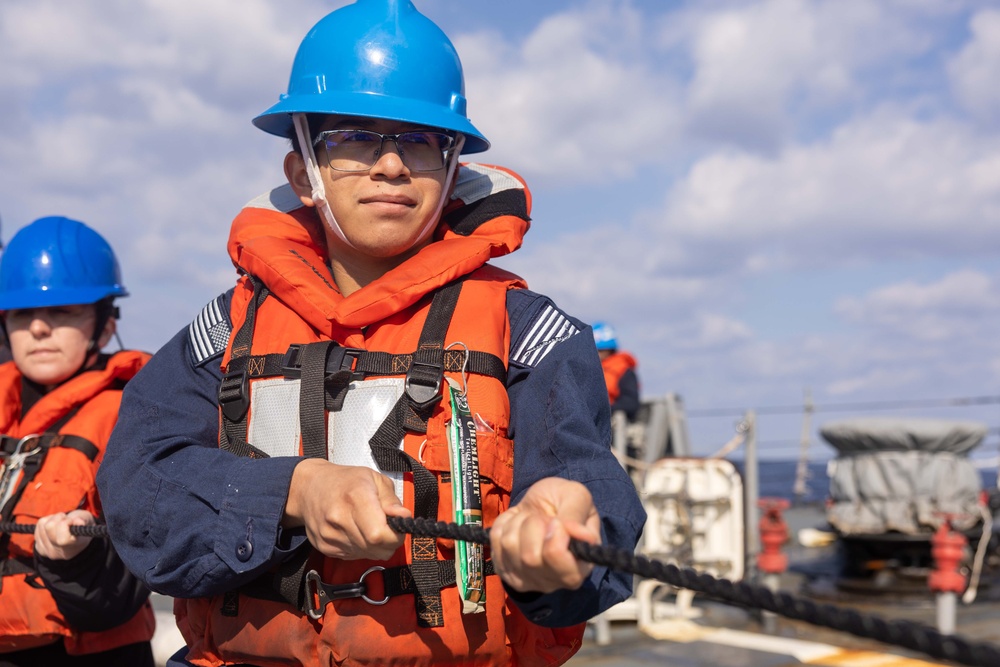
[0,351,156,655]
[601,351,637,405]
[176,165,585,667]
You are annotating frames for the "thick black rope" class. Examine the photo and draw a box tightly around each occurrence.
[385,517,1000,667]
[0,521,108,537]
[3,516,1000,666]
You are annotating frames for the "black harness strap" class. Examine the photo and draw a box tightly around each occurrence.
[223,276,492,627]
[219,277,269,458]
[304,559,497,618]
[231,548,321,615]
[381,558,496,599]
[367,279,464,628]
[0,420,99,591]
[0,437,19,456]
[235,348,506,386]
[1,432,99,520]
[298,341,334,460]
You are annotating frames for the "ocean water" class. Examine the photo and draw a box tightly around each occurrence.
[746,459,999,505]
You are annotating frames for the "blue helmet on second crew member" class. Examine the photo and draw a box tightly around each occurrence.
[592,322,618,351]
[0,216,127,311]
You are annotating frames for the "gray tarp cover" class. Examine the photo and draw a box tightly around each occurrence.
[821,418,987,535]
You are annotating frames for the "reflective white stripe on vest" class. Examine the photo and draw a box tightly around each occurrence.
[247,377,406,500]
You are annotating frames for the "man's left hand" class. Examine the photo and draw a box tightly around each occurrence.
[489,477,601,593]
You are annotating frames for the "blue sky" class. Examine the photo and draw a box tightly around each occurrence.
[2,0,999,460]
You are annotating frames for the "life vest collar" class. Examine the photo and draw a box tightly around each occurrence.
[226,164,531,336]
[0,350,149,435]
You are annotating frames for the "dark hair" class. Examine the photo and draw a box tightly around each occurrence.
[89,296,120,350]
[288,114,327,153]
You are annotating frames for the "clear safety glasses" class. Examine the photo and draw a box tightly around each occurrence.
[313,129,456,173]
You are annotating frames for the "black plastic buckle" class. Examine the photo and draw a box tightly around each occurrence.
[282,344,363,380]
[281,345,304,379]
[218,370,250,422]
[327,346,363,378]
[405,358,444,409]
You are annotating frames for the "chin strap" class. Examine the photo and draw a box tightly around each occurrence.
[411,133,465,247]
[293,113,464,254]
[293,113,352,248]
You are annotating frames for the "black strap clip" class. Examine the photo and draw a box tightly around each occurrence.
[218,370,250,422]
[304,566,388,620]
[405,350,444,410]
[282,344,363,380]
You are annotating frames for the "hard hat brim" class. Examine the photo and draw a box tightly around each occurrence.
[253,93,490,155]
[0,286,127,311]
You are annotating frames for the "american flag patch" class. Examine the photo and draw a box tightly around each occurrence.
[188,295,231,365]
[511,304,580,367]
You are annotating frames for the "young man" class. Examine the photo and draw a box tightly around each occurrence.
[98,1,645,665]
[0,217,155,667]
[592,322,641,422]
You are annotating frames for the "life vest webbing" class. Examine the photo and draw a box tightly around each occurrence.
[222,277,487,626]
[1,407,76,563]
[218,276,505,458]
[0,403,92,522]
[219,276,269,458]
[0,433,93,457]
[233,347,506,385]
[298,340,335,461]
[381,558,496,598]
[367,278,464,628]
[302,558,497,612]
[0,433,99,521]
[0,421,99,579]
[235,546,320,610]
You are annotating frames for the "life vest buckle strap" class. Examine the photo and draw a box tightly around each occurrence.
[218,370,250,422]
[304,566,388,619]
[282,343,364,380]
[405,349,445,410]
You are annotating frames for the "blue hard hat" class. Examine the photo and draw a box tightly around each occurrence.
[253,0,489,154]
[592,322,618,350]
[0,217,128,310]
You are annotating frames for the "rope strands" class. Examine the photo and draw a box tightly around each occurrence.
[0,521,108,538]
[386,517,1000,667]
[4,516,1000,666]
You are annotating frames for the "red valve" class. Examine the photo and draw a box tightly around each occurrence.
[758,497,790,575]
[928,516,968,595]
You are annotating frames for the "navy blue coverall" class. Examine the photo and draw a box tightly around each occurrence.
[97,287,645,646]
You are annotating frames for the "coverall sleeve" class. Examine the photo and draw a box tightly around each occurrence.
[34,536,151,632]
[96,292,307,598]
[504,289,646,627]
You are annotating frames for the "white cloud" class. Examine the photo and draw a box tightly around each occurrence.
[948,9,1000,125]
[835,270,999,342]
[455,2,684,183]
[2,0,999,436]
[684,0,853,150]
[656,110,1000,270]
[657,0,955,153]
[0,0,322,348]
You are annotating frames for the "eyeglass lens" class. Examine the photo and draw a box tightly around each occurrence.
[317,130,453,172]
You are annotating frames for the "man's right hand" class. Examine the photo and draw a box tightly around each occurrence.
[282,459,411,560]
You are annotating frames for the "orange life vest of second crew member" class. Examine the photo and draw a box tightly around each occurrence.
[601,351,637,405]
[175,165,586,667]
[0,351,155,655]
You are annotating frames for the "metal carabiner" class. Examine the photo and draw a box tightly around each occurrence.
[304,565,389,620]
[12,434,42,458]
[358,565,389,606]
[0,434,42,507]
